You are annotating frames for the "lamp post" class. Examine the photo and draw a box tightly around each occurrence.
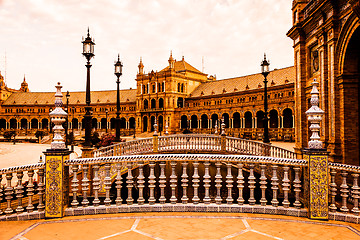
[114,54,123,141]
[105,108,108,133]
[65,91,70,147]
[261,54,270,144]
[82,28,95,148]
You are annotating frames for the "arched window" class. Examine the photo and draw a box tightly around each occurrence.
[129,117,136,129]
[151,99,156,109]
[31,118,38,129]
[201,114,208,129]
[150,116,156,132]
[101,118,107,129]
[110,118,116,129]
[10,118,17,129]
[144,99,148,109]
[158,116,163,132]
[143,116,148,132]
[177,97,184,108]
[120,117,126,129]
[159,98,164,108]
[0,119,6,130]
[222,113,229,128]
[211,114,218,128]
[21,118,27,129]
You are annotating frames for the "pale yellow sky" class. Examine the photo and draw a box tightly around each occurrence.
[0,0,293,92]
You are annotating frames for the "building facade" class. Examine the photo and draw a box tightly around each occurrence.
[0,54,295,142]
[287,0,360,165]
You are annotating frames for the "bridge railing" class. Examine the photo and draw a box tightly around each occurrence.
[1,154,360,223]
[0,163,45,218]
[94,134,296,159]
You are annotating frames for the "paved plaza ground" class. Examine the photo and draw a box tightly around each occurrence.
[2,212,360,240]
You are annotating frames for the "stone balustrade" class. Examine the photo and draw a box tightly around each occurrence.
[1,154,360,223]
[94,134,296,159]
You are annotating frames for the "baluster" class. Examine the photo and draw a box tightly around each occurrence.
[351,173,360,215]
[37,168,45,211]
[192,161,200,204]
[293,167,301,209]
[104,163,112,206]
[170,161,177,204]
[340,170,349,212]
[5,173,14,214]
[226,162,233,204]
[215,161,222,204]
[71,165,79,208]
[138,161,145,205]
[148,161,156,205]
[126,162,134,205]
[282,166,290,208]
[259,164,267,206]
[81,164,90,207]
[203,161,211,204]
[15,171,24,213]
[271,164,279,207]
[115,163,123,205]
[26,170,35,212]
[0,174,2,215]
[181,161,189,204]
[329,169,337,212]
[92,164,101,206]
[248,163,256,205]
[237,163,244,205]
[159,161,166,204]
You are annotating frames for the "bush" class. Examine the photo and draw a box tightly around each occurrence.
[35,130,46,141]
[91,131,101,147]
[3,130,16,142]
[100,133,115,147]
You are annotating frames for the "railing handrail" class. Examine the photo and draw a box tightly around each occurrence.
[0,162,45,174]
[65,153,306,166]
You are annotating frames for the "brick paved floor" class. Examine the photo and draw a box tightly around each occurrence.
[2,213,360,240]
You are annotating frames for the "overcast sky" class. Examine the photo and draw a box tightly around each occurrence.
[0,0,293,92]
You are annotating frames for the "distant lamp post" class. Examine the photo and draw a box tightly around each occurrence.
[82,28,95,148]
[105,108,108,133]
[261,54,270,144]
[114,54,123,141]
[65,91,70,147]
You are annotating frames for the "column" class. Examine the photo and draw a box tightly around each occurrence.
[292,116,295,128]
[199,119,202,129]
[189,120,191,129]
[254,117,257,128]
[140,84,143,94]
[210,119,212,128]
[231,118,233,128]
[6,122,9,129]
[280,116,283,128]
[38,121,40,129]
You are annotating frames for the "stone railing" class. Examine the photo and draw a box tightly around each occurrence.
[94,134,296,159]
[1,154,360,223]
[0,163,46,220]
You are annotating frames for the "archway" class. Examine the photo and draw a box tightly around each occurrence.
[201,114,208,129]
[340,25,360,165]
[101,118,107,129]
[244,111,252,128]
[143,116,148,132]
[211,114,218,128]
[71,118,78,129]
[31,118,38,129]
[233,112,240,128]
[120,117,126,129]
[150,116,155,132]
[92,118,97,129]
[20,118,27,129]
[283,108,293,128]
[191,115,198,129]
[42,119,49,129]
[0,119,6,130]
[181,115,188,129]
[222,113,229,128]
[256,111,264,128]
[158,116,163,132]
[129,117,136,129]
[10,118,17,129]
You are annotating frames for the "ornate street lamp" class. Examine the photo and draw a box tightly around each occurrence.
[82,28,95,148]
[65,91,70,147]
[114,54,123,141]
[261,54,270,144]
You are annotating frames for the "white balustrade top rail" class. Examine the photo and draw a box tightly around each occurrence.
[93,134,296,159]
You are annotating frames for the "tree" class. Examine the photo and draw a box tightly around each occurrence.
[3,130,16,143]
[100,133,115,147]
